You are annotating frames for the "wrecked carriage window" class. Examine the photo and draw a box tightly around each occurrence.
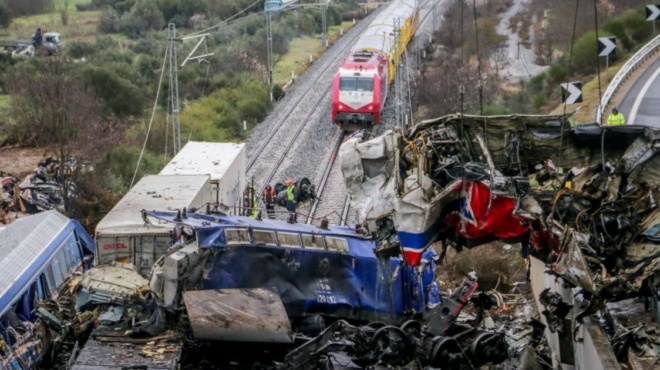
[225,228,251,245]
[325,237,349,253]
[253,230,278,246]
[278,232,302,248]
[302,234,326,250]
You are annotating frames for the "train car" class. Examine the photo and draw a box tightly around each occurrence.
[332,0,419,130]
[146,209,442,342]
[0,210,95,369]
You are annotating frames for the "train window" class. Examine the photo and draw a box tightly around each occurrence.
[68,234,82,266]
[57,250,69,277]
[277,232,302,248]
[325,237,349,253]
[357,78,373,91]
[253,230,278,246]
[302,234,325,250]
[225,228,250,245]
[50,259,64,288]
[44,268,56,294]
[37,275,47,300]
[340,77,357,91]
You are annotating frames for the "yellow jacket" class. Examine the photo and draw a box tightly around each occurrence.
[607,112,625,126]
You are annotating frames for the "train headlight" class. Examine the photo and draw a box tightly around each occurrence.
[339,104,344,109]
[368,105,373,110]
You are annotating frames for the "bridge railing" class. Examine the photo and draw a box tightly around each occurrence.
[596,33,660,124]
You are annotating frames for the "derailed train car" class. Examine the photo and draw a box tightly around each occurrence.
[339,113,660,368]
[0,211,95,369]
[145,209,441,340]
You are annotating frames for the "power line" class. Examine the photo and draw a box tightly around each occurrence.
[594,0,602,109]
[559,0,581,167]
[472,0,483,115]
[130,45,170,190]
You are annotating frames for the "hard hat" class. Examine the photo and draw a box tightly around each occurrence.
[286,178,293,185]
[612,107,618,113]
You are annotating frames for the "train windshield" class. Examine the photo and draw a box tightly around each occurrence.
[340,77,373,92]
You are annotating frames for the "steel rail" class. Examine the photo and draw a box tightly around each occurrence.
[305,131,346,224]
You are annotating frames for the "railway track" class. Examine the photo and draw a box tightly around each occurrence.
[304,131,354,227]
[245,0,439,224]
[245,8,381,195]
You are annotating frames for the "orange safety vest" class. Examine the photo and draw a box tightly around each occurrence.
[263,187,275,203]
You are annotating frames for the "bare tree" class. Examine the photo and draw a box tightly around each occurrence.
[7,58,120,211]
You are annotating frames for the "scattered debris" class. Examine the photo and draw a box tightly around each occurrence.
[1,158,78,223]
[339,113,660,367]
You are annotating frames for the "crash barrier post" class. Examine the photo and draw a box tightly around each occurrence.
[596,33,660,124]
[529,256,621,369]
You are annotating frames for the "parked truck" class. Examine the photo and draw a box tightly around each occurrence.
[95,174,212,275]
[0,28,62,57]
[159,141,246,215]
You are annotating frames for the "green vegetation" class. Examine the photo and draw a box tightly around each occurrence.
[0,0,364,229]
[464,4,652,120]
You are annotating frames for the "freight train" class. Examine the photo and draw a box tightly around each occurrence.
[331,0,419,130]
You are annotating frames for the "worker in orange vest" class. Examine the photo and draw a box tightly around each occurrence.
[262,184,276,219]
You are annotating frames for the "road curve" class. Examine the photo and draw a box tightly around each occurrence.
[617,57,660,128]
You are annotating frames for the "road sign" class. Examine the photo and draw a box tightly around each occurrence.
[598,37,616,57]
[647,5,660,21]
[561,82,582,104]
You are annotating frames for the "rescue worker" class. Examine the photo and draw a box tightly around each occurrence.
[248,184,259,219]
[32,28,42,48]
[607,107,625,126]
[262,184,276,219]
[285,178,297,223]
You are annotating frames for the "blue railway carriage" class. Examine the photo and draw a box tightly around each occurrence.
[146,210,441,333]
[0,210,95,369]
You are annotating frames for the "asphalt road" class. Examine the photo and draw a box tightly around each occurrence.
[618,56,660,128]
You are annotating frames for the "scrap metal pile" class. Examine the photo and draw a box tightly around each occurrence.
[339,113,660,366]
[1,158,77,223]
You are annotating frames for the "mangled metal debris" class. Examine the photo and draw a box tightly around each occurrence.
[339,113,660,368]
[1,158,79,223]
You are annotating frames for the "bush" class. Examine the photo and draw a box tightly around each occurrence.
[272,84,285,101]
[98,8,120,33]
[66,41,99,59]
[441,244,521,292]
[76,3,97,11]
[81,66,144,118]
[119,0,165,39]
[572,31,598,74]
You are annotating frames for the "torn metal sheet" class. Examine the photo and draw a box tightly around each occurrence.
[183,288,294,343]
[80,262,149,296]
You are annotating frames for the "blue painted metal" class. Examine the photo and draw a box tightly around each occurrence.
[0,220,94,317]
[146,210,440,323]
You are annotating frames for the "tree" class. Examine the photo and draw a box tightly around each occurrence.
[7,59,121,212]
[119,0,166,38]
[0,1,13,31]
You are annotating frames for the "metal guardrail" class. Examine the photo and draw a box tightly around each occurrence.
[596,33,660,124]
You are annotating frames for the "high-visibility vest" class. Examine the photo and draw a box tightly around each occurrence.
[287,185,295,201]
[263,188,275,203]
[607,113,625,126]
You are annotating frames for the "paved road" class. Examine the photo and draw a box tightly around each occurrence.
[618,57,660,128]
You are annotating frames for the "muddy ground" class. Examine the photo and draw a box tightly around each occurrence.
[0,146,52,177]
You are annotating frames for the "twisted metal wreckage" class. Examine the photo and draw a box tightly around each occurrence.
[339,112,660,367]
[1,158,77,223]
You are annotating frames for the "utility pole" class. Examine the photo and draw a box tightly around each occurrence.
[266,10,274,100]
[320,0,328,47]
[168,23,181,156]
